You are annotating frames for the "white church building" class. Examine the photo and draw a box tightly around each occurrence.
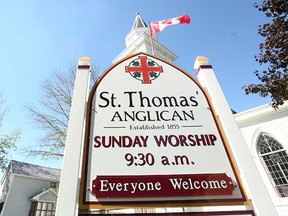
[235,103,288,215]
[0,14,287,216]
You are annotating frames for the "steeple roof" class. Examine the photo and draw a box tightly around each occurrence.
[131,13,148,30]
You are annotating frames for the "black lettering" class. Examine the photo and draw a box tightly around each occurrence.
[190,96,198,106]
[162,96,179,107]
[111,111,123,122]
[139,91,151,107]
[99,91,110,108]
[123,91,137,107]
[179,96,189,107]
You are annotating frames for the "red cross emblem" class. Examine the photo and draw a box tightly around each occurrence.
[125,56,163,84]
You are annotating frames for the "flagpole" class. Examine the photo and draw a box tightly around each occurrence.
[148,21,155,56]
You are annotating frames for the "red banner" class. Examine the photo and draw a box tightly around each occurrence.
[92,173,235,198]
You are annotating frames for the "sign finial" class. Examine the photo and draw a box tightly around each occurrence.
[194,56,209,69]
[78,57,90,66]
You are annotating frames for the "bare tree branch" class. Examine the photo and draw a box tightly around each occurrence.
[23,63,99,159]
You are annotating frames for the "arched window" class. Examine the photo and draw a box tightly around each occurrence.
[258,133,288,198]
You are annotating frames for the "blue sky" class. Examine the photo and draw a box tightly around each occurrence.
[0,0,270,170]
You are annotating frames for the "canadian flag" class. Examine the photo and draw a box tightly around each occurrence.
[150,15,190,35]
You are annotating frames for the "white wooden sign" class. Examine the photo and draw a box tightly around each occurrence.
[79,53,248,209]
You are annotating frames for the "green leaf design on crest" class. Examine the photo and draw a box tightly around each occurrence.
[150,72,158,78]
[148,61,155,66]
[133,72,141,78]
[132,61,140,66]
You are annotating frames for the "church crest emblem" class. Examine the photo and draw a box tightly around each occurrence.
[125,56,163,84]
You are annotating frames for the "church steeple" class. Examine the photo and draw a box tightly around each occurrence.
[131,13,148,30]
[125,13,151,48]
[112,13,177,64]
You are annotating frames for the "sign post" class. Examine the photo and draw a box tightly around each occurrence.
[55,57,91,216]
[194,56,278,216]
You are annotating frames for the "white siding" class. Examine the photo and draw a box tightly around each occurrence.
[236,105,288,216]
[1,176,51,216]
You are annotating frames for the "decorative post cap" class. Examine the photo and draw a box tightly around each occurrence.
[194,56,209,69]
[78,57,90,66]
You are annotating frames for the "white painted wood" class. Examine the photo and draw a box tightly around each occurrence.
[194,57,278,216]
[235,103,288,216]
[1,176,52,216]
[55,57,91,216]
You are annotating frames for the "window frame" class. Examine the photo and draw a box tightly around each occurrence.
[257,133,288,198]
[29,201,56,216]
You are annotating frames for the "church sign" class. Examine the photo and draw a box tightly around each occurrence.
[79,53,247,208]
